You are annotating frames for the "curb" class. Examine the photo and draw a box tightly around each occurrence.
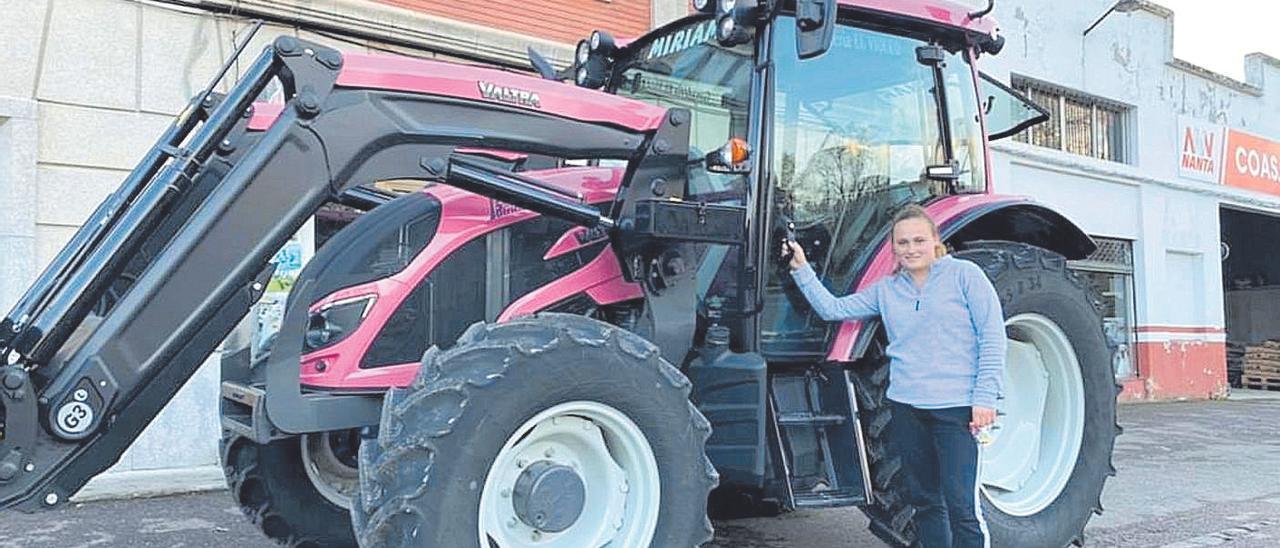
[1227,388,1280,401]
[72,465,228,503]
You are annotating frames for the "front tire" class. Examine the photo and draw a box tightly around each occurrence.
[351,313,718,547]
[857,241,1119,547]
[220,431,360,547]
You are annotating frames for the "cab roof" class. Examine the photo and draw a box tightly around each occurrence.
[839,0,999,35]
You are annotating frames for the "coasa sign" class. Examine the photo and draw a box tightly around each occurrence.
[1223,129,1280,193]
[1177,117,1280,195]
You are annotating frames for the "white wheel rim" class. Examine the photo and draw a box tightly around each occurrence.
[300,431,360,510]
[981,313,1086,516]
[479,401,661,547]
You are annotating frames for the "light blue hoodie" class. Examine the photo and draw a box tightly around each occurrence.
[790,256,1006,409]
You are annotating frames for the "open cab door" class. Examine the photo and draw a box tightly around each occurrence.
[979,72,1050,141]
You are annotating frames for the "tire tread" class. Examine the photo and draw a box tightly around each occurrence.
[352,313,717,547]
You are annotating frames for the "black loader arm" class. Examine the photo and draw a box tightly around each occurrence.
[0,35,724,512]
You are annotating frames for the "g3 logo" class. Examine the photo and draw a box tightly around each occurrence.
[57,401,94,435]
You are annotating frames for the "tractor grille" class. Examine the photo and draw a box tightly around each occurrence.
[361,238,486,368]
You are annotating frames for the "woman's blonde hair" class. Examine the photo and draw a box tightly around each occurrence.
[891,204,948,258]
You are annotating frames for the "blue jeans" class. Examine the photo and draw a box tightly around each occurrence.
[889,400,989,548]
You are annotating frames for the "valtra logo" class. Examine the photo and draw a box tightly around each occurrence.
[478,81,542,109]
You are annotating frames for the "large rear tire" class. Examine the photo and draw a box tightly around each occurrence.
[857,241,1120,547]
[351,313,718,547]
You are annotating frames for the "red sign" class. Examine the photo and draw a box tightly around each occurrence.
[1223,130,1280,195]
[1178,118,1223,183]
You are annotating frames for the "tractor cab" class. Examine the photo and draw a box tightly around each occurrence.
[577,1,1046,361]
[543,0,1067,523]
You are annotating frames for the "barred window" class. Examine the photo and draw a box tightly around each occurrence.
[1069,237,1137,379]
[1012,77,1131,163]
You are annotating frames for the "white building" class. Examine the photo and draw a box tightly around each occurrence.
[983,0,1279,400]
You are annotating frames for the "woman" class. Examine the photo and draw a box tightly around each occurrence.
[783,205,1005,548]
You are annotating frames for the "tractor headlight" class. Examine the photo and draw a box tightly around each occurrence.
[574,30,615,90]
[575,56,610,89]
[304,294,376,352]
[590,30,616,54]
[691,0,716,13]
[716,13,751,45]
[716,0,760,47]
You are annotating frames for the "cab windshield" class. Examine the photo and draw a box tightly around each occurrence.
[763,18,987,356]
[613,17,754,203]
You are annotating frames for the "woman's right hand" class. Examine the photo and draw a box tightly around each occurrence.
[782,240,808,271]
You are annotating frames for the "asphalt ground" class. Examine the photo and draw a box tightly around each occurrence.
[2,393,1279,547]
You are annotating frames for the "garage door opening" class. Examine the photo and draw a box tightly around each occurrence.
[1221,207,1280,391]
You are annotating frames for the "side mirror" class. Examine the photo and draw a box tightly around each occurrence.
[795,0,836,60]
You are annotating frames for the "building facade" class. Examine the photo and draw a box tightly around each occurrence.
[983,0,1279,401]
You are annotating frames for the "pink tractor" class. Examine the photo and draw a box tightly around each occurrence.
[0,1,1117,546]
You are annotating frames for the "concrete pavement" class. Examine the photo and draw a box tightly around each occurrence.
[707,390,1280,547]
[1,392,1278,547]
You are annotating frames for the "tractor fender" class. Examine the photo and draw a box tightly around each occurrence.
[941,198,1096,260]
[829,194,1096,363]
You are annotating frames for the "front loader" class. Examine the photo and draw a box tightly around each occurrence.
[0,1,1120,547]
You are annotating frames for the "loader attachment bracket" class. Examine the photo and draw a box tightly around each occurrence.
[628,199,748,245]
[608,109,705,364]
[0,367,38,484]
[273,36,342,120]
